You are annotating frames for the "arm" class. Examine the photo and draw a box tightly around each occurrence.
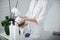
[23,0,48,24]
[22,17,37,23]
[16,0,48,24]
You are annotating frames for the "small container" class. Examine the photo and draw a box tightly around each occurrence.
[9,21,14,40]
[9,21,20,40]
[13,24,20,40]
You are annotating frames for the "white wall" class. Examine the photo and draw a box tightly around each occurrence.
[0,0,10,33]
[44,0,60,32]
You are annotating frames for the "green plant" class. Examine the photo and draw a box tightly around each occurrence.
[1,16,11,35]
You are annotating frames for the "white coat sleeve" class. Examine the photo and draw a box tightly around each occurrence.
[25,0,36,17]
[36,0,48,24]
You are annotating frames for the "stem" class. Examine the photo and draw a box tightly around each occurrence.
[8,0,12,18]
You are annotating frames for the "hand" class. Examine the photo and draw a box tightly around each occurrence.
[15,18,25,25]
[19,18,25,24]
[15,16,28,25]
[22,16,28,21]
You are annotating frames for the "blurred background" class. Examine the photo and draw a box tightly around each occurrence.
[0,0,60,40]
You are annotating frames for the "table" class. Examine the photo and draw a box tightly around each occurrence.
[0,33,9,40]
[0,33,40,40]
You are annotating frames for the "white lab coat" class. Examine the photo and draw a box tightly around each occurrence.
[10,0,48,40]
[24,0,48,39]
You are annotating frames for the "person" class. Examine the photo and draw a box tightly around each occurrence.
[15,0,48,40]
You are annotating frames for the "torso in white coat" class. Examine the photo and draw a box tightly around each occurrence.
[24,0,48,38]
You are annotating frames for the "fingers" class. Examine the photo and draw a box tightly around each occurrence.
[20,18,25,23]
[15,19,25,25]
[15,21,19,25]
[15,16,27,25]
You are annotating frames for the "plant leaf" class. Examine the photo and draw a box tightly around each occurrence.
[4,26,10,35]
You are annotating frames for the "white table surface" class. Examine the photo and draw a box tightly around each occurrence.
[0,32,42,40]
[0,33,9,39]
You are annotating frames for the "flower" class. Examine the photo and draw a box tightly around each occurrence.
[11,7,21,17]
